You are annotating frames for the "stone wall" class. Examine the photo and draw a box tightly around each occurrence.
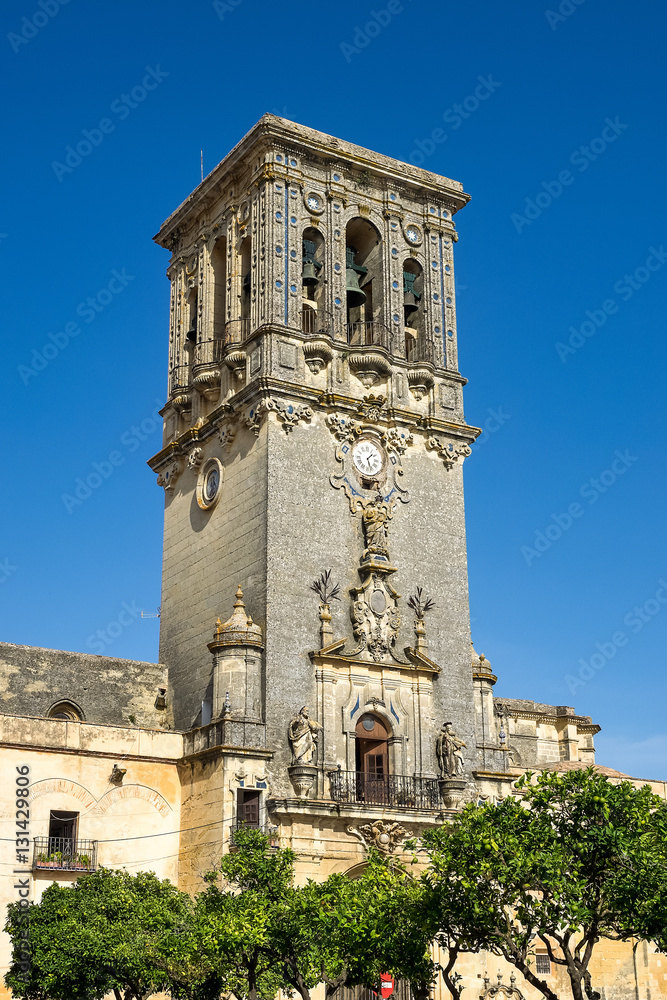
[0,642,169,729]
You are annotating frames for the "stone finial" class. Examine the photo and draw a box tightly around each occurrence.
[408,587,434,652]
[222,691,232,718]
[209,585,263,650]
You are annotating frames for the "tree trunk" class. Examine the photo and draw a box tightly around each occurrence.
[506,956,561,1000]
[440,947,462,999]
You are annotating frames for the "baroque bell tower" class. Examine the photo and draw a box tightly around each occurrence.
[150,116,500,863]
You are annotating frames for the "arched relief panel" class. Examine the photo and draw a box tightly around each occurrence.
[94,784,172,818]
[28,779,96,811]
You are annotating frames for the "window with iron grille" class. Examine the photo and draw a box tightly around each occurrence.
[535,953,551,974]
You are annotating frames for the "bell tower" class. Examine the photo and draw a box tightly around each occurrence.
[150,115,486,817]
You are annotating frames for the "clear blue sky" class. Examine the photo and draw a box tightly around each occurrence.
[3,0,665,779]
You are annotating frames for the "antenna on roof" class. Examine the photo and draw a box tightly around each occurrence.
[140,607,161,619]
[200,149,204,182]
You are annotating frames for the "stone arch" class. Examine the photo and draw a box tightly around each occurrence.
[94,784,172,818]
[28,778,96,810]
[46,698,85,721]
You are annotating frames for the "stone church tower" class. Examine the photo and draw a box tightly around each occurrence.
[149,115,521,877]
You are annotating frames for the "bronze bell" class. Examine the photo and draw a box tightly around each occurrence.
[345,246,367,308]
[403,271,421,317]
[303,260,319,285]
[302,239,320,286]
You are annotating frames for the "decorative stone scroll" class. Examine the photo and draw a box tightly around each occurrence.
[263,396,313,433]
[426,436,471,469]
[346,819,408,854]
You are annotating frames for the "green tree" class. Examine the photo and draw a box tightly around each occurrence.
[420,768,667,1000]
[5,868,195,1000]
[190,829,436,1000]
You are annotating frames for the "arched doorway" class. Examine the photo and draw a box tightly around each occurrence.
[355,713,390,802]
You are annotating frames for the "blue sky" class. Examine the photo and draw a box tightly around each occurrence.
[2,0,666,778]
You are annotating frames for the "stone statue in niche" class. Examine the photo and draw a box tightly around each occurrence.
[436,721,466,777]
[361,492,393,558]
[288,706,322,765]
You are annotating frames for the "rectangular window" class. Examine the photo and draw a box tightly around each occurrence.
[535,953,551,975]
[237,789,260,828]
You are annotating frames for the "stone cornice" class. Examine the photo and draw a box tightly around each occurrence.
[149,377,480,472]
[309,646,440,677]
[154,114,470,247]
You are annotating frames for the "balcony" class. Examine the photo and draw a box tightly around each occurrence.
[302,307,333,337]
[192,338,225,367]
[33,837,98,872]
[345,320,392,351]
[224,317,252,347]
[329,770,441,811]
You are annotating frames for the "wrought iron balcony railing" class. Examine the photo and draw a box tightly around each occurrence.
[224,317,252,347]
[33,837,98,872]
[329,770,440,811]
[345,320,392,351]
[405,335,437,365]
[192,338,225,367]
[301,308,334,337]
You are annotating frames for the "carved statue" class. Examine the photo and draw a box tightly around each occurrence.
[288,706,322,765]
[436,721,466,777]
[362,493,392,556]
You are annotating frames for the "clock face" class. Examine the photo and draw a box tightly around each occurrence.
[352,439,384,477]
[405,225,420,244]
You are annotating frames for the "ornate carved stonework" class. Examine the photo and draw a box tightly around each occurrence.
[218,422,237,450]
[381,427,413,454]
[480,973,525,1000]
[156,459,181,492]
[264,397,313,433]
[187,447,203,469]
[349,569,401,663]
[358,394,386,422]
[427,436,472,469]
[303,338,333,374]
[437,722,466,777]
[326,412,360,443]
[346,819,408,854]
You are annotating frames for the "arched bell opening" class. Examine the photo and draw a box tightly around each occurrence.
[239,236,251,321]
[185,286,198,345]
[345,218,384,346]
[402,258,424,360]
[301,226,325,334]
[211,236,227,341]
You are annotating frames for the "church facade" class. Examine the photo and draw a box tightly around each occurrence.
[1,115,665,999]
